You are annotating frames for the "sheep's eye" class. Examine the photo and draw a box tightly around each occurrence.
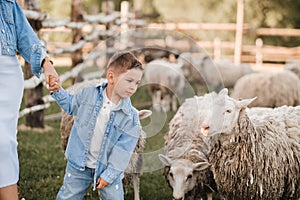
[169,172,173,178]
[226,109,232,113]
[187,174,192,180]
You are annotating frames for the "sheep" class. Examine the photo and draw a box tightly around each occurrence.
[199,88,300,200]
[159,89,300,199]
[159,95,218,200]
[143,58,186,112]
[178,52,253,94]
[247,105,300,131]
[216,61,253,88]
[284,62,300,79]
[60,79,152,200]
[231,69,300,107]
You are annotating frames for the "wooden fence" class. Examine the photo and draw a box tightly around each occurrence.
[147,22,300,64]
[19,2,300,121]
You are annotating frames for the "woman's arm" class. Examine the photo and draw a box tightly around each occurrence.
[13,1,59,90]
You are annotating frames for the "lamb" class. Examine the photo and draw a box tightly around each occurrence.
[59,79,152,200]
[143,58,186,112]
[159,95,218,200]
[231,69,300,107]
[178,52,253,94]
[199,88,300,199]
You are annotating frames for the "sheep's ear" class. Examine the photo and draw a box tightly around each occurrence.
[236,97,257,109]
[159,154,173,166]
[139,110,152,119]
[218,88,228,96]
[193,161,210,171]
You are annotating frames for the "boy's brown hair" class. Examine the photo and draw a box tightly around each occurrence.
[107,51,143,74]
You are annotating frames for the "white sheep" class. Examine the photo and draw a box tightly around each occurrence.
[60,79,152,200]
[216,61,253,88]
[199,88,300,199]
[178,52,253,93]
[159,95,218,200]
[159,89,300,199]
[231,69,300,107]
[143,59,186,112]
[284,61,300,79]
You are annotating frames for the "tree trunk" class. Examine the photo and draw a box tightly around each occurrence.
[102,1,115,67]
[71,0,84,84]
[22,0,45,128]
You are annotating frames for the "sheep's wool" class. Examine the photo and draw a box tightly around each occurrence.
[209,109,300,199]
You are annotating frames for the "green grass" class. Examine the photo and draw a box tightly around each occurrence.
[18,127,66,199]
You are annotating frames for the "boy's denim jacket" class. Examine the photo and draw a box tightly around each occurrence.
[51,82,141,188]
[0,0,46,78]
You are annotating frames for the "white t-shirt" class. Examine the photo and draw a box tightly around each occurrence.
[86,88,118,168]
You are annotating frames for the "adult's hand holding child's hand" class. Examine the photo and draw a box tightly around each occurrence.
[43,59,60,92]
[47,74,61,92]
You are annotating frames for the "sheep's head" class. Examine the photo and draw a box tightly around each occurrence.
[159,154,210,200]
[200,88,256,137]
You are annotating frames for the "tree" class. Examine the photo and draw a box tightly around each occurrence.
[71,0,84,83]
[20,0,46,128]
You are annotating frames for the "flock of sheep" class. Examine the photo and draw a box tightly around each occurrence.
[58,51,300,200]
[160,89,300,200]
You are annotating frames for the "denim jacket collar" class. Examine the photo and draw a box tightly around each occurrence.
[97,81,132,116]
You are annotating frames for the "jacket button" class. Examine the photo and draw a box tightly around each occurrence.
[1,29,4,33]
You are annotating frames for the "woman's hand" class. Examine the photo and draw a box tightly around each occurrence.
[42,56,60,92]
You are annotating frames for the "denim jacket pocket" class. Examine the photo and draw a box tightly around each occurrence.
[112,124,140,141]
[110,125,124,142]
[75,102,95,127]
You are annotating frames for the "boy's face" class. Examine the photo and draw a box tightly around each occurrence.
[111,68,143,99]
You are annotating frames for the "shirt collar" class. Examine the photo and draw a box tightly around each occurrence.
[97,81,132,116]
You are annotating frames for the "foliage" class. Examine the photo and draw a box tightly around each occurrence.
[148,0,300,46]
[38,0,300,47]
[40,0,135,17]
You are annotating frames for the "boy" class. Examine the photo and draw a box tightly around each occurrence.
[51,51,144,200]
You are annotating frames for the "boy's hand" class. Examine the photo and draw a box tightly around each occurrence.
[96,177,109,189]
[47,74,61,92]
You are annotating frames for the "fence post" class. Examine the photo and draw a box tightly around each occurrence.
[102,1,115,66]
[23,0,45,128]
[255,38,263,66]
[71,0,84,83]
[120,1,130,49]
[213,37,221,61]
[234,0,244,65]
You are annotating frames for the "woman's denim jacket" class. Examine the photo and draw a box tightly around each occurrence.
[51,82,141,189]
[0,0,46,78]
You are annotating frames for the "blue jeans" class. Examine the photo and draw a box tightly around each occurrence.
[56,162,124,200]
